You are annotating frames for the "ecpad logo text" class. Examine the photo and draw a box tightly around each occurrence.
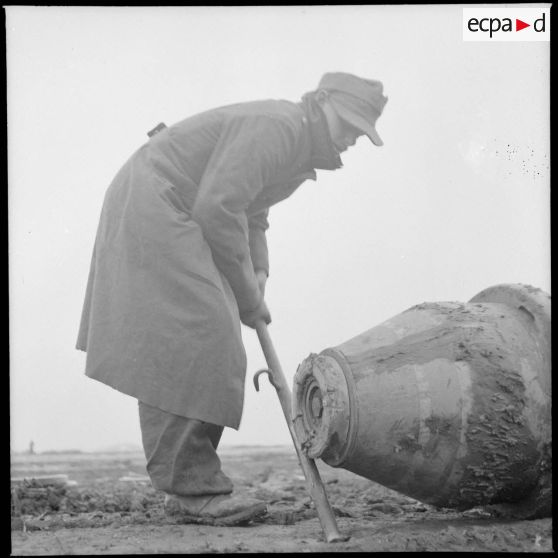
[463,8,550,42]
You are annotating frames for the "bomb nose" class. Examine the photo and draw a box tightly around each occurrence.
[293,355,351,464]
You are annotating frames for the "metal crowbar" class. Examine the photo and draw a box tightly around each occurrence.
[253,319,349,543]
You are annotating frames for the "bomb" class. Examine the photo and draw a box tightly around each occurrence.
[292,284,551,515]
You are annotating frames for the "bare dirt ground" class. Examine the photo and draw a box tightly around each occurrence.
[11,447,554,554]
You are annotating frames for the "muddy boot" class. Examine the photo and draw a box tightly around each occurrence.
[164,493,268,525]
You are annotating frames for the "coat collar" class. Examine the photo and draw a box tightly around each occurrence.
[298,94,343,172]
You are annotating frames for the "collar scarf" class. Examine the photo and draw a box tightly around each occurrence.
[299,92,343,171]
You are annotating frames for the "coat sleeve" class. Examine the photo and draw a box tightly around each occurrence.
[192,115,295,313]
[248,209,270,276]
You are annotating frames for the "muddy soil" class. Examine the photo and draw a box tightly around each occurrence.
[11,447,553,554]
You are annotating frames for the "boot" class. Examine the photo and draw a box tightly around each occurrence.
[164,492,268,525]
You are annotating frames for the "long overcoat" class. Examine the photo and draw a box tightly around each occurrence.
[77,99,331,429]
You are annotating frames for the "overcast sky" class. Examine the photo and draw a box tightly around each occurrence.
[8,5,550,453]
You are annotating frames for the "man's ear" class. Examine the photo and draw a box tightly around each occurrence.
[315,89,329,105]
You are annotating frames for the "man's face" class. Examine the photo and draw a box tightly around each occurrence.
[323,103,365,153]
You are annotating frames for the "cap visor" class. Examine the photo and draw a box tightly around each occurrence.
[333,103,384,146]
[366,130,383,147]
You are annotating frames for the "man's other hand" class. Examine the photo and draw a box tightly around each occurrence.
[240,299,271,329]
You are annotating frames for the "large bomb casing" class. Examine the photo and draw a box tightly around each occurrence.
[292,284,551,514]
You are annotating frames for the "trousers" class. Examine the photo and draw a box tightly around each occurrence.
[138,401,234,496]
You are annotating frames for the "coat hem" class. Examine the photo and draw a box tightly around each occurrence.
[85,372,242,430]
